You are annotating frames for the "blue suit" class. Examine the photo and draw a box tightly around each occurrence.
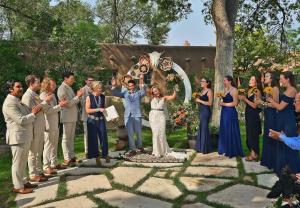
[112,86,146,150]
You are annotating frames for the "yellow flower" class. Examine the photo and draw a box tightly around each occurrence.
[248,87,258,95]
[216,92,225,98]
[264,87,273,95]
[238,88,246,95]
[192,92,200,98]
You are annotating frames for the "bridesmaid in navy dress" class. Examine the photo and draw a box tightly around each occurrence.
[239,76,262,161]
[258,72,280,169]
[268,71,300,175]
[218,75,244,158]
[195,78,213,153]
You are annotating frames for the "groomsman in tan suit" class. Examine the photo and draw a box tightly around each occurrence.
[80,76,94,158]
[40,78,67,176]
[57,71,83,166]
[22,75,52,182]
[2,80,41,194]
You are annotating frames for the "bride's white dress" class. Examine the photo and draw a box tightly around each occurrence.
[149,98,186,160]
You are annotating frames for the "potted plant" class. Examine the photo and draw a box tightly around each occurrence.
[209,124,219,149]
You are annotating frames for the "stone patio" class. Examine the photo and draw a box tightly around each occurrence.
[15,151,278,208]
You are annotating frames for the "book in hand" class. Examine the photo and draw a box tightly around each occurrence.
[104,105,119,121]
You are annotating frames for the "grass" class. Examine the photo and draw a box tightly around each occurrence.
[0,123,267,208]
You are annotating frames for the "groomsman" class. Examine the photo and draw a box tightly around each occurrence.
[40,78,67,176]
[111,75,146,156]
[80,76,94,158]
[22,75,52,182]
[57,71,83,166]
[2,80,41,193]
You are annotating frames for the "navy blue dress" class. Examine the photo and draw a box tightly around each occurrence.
[218,92,244,158]
[195,91,212,153]
[261,106,278,170]
[245,94,262,155]
[87,94,108,159]
[275,94,300,175]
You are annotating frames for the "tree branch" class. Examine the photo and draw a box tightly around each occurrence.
[0,3,37,21]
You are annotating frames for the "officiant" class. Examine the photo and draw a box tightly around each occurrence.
[85,81,110,165]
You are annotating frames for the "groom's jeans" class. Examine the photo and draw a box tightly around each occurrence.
[125,117,142,150]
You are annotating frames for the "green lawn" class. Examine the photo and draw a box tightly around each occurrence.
[0,123,258,207]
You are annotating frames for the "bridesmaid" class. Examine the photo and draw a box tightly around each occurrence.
[218,75,244,158]
[194,78,213,153]
[239,76,262,161]
[268,71,300,175]
[258,72,279,169]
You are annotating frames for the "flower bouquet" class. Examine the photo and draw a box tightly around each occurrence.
[216,92,225,100]
[248,87,258,96]
[263,86,273,98]
[238,88,246,95]
[192,92,200,99]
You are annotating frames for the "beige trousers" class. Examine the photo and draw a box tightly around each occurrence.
[11,142,31,189]
[83,121,88,154]
[62,122,76,161]
[28,127,45,177]
[43,129,59,169]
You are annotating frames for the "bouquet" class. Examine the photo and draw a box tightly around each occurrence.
[263,87,273,98]
[248,87,258,95]
[216,92,225,99]
[238,88,246,95]
[192,92,200,99]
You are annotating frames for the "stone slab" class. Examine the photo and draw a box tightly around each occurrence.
[161,167,182,171]
[137,177,182,200]
[170,171,179,178]
[57,167,108,176]
[185,166,239,178]
[180,177,232,192]
[154,171,167,177]
[95,190,172,208]
[80,158,118,167]
[242,158,271,174]
[257,173,278,188]
[34,195,97,208]
[109,150,126,158]
[16,177,59,207]
[122,161,183,168]
[182,203,213,208]
[191,152,237,167]
[67,175,111,196]
[184,194,198,202]
[111,167,151,187]
[207,184,273,208]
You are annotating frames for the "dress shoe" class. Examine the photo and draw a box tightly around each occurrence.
[105,156,111,163]
[62,159,72,166]
[71,157,77,163]
[44,167,57,176]
[128,150,136,157]
[29,175,48,183]
[12,188,33,194]
[138,147,146,154]
[24,182,38,189]
[51,164,67,170]
[267,180,283,198]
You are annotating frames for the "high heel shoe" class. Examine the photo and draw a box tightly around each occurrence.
[245,155,259,162]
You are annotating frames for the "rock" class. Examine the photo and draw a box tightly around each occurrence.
[57,167,109,176]
[111,167,152,187]
[242,158,271,174]
[185,166,239,178]
[180,177,232,192]
[182,203,213,208]
[34,195,97,208]
[16,177,59,207]
[243,176,254,183]
[95,190,172,208]
[137,177,182,200]
[154,171,167,177]
[207,184,273,208]
[80,158,118,167]
[191,152,237,167]
[66,175,111,196]
[257,173,279,188]
[122,161,183,168]
[109,150,126,158]
[184,194,198,202]
[170,171,179,178]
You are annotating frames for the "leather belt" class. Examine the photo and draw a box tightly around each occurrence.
[88,115,104,120]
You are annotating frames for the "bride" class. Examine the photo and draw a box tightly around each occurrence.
[149,85,177,157]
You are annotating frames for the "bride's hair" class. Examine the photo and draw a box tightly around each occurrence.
[151,85,164,97]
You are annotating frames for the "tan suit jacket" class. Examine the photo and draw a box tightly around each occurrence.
[40,92,61,131]
[57,82,80,123]
[2,94,35,145]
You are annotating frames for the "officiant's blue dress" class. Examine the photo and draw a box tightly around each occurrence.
[195,92,212,153]
[87,94,108,159]
[218,92,244,158]
[274,94,300,175]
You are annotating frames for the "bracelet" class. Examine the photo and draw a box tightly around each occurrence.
[95,108,101,112]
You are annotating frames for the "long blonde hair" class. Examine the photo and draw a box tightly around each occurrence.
[41,77,53,93]
[151,85,163,97]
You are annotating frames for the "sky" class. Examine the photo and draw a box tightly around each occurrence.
[51,0,216,46]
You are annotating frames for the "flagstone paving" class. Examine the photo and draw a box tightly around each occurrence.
[33,195,97,208]
[15,151,281,208]
[207,184,273,208]
[16,177,59,208]
[80,158,118,167]
[66,175,111,196]
[95,190,173,208]
[191,152,237,167]
[137,177,182,199]
[111,167,152,187]
[185,166,239,178]
[180,177,232,192]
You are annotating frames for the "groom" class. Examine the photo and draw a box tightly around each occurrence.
[111,75,146,156]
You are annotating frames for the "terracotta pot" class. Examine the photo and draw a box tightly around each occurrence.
[117,125,128,141]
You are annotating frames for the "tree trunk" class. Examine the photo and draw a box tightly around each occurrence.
[211,0,238,127]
